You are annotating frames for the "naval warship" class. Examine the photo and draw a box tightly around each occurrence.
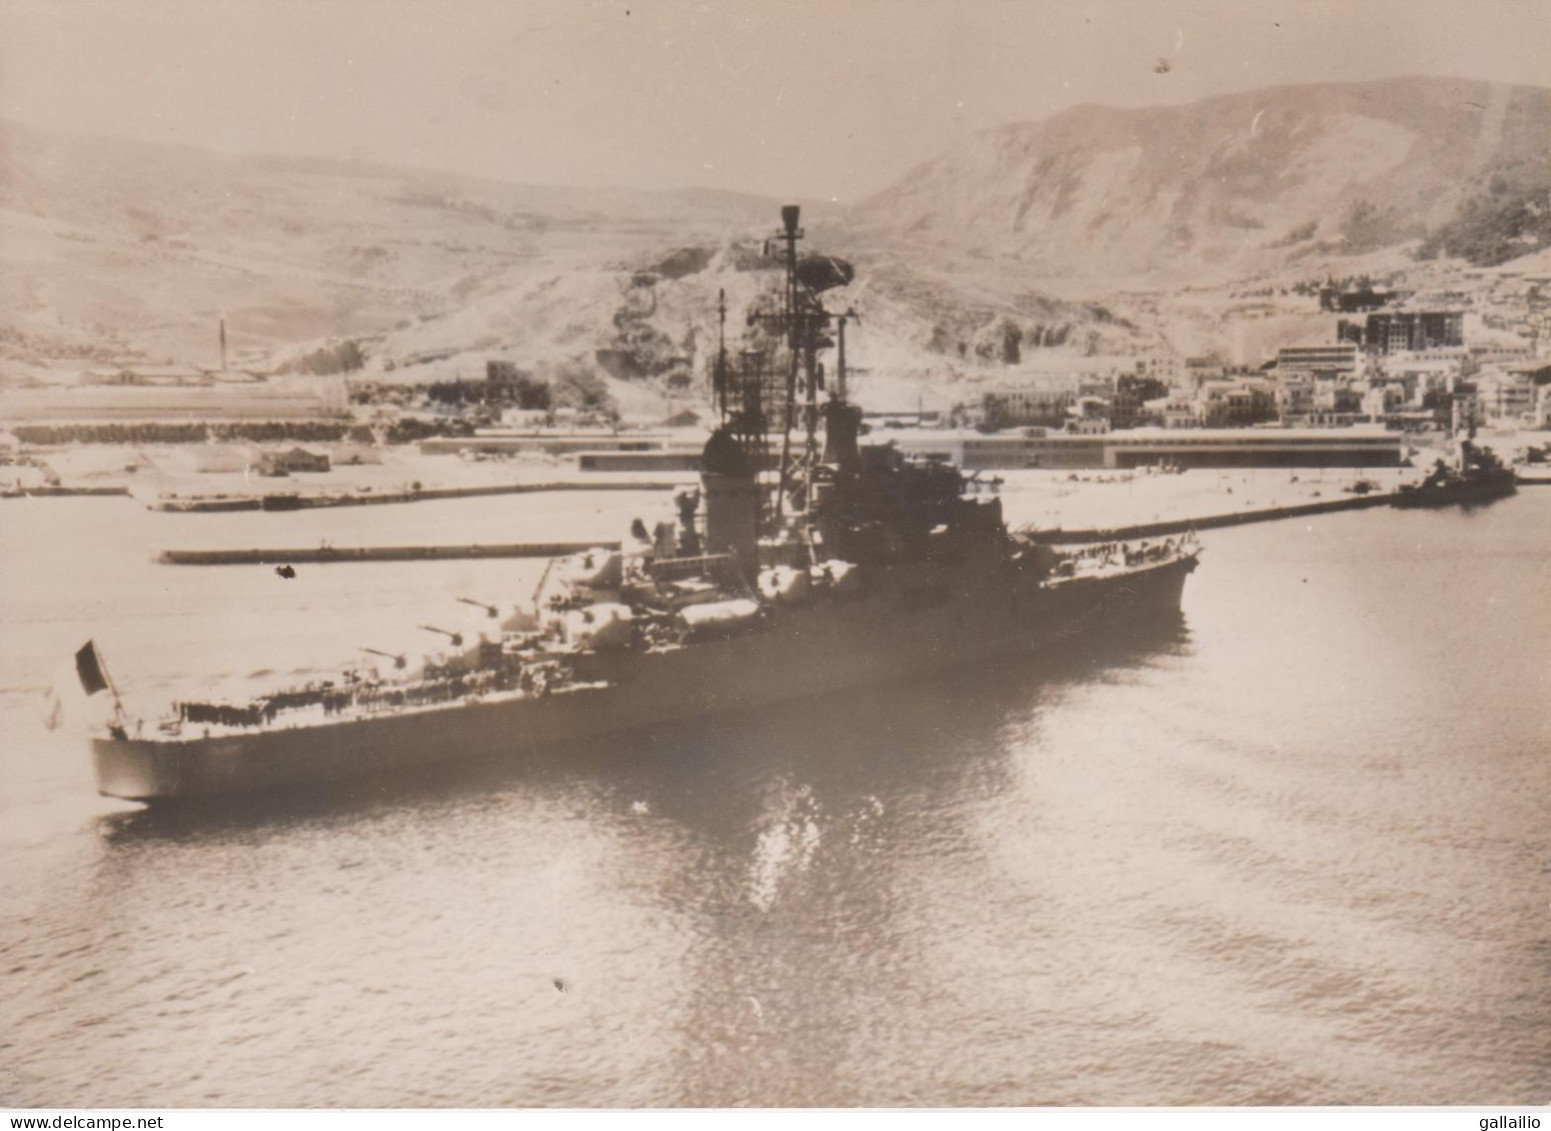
[85,206,1200,802]
[1391,440,1516,509]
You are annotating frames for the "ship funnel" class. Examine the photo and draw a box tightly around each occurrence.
[781,205,801,235]
[823,399,863,475]
[700,426,759,580]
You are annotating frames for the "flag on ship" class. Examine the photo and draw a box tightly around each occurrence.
[44,641,120,730]
[76,640,110,696]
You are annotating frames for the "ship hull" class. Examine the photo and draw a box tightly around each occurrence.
[93,553,1196,802]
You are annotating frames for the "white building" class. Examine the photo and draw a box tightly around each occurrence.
[1276,342,1361,379]
[1475,365,1536,423]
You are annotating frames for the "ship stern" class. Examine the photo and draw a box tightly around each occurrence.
[91,736,193,802]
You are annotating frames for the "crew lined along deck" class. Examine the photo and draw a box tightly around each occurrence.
[161,667,570,739]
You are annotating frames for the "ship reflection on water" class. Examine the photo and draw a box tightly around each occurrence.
[82,615,1193,1106]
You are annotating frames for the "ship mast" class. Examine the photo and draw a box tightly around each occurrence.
[774,205,803,524]
[712,289,729,424]
[757,205,835,521]
[715,205,852,535]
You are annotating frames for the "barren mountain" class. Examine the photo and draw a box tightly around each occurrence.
[856,77,1551,285]
[27,73,1542,416]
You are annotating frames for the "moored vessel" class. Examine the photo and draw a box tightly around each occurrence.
[1392,441,1516,509]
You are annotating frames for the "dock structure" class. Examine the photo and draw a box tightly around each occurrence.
[418,432,678,457]
[157,542,622,566]
[577,451,703,472]
[889,428,1407,471]
[1,485,133,498]
[1027,492,1394,543]
[567,429,1408,474]
[148,479,687,512]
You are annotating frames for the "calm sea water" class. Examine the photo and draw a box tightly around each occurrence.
[1,490,1547,1107]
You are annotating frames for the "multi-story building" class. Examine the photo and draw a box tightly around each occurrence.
[1311,383,1362,417]
[1475,365,1537,422]
[1360,384,1407,418]
[1198,378,1277,428]
[980,387,1075,429]
[1340,310,1465,355]
[1110,373,1171,428]
[1275,376,1316,420]
[1377,352,1464,405]
[1275,343,1361,379]
[1157,390,1202,429]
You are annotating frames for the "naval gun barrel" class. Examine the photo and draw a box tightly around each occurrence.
[418,625,465,647]
[456,597,499,618]
[361,648,407,670]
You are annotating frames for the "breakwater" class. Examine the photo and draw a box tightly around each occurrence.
[149,479,685,512]
[158,541,623,565]
[12,422,361,445]
[1028,491,1392,543]
[161,492,1410,562]
[2,485,133,498]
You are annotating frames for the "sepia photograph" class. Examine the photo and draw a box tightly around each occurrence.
[1,0,1548,1112]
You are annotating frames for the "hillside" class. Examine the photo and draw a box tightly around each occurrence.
[855,77,1551,285]
[6,78,1551,421]
[0,118,793,372]
[0,120,1130,415]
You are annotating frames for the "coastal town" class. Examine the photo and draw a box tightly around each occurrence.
[4,264,1548,540]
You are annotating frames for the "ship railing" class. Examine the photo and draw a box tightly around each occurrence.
[1052,536,1195,577]
[647,553,738,582]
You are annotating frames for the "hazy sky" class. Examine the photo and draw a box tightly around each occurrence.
[4,0,1549,201]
